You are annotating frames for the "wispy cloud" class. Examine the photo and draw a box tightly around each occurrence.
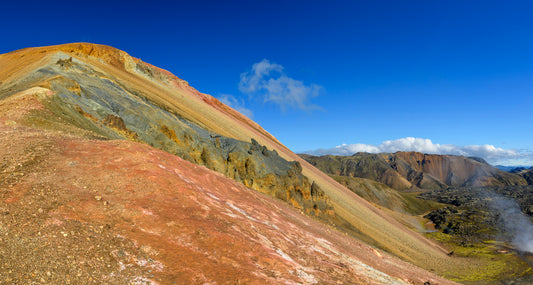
[239,59,322,111]
[305,137,531,166]
[217,94,254,119]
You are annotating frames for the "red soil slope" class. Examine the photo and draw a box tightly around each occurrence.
[0,95,455,284]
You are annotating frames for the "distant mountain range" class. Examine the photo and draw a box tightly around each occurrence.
[495,165,533,172]
[300,152,529,192]
[300,151,533,283]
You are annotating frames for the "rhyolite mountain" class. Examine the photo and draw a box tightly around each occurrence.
[300,152,528,191]
[0,43,456,284]
[0,43,529,283]
[1,45,332,218]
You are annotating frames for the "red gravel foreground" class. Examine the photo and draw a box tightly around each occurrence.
[0,123,455,284]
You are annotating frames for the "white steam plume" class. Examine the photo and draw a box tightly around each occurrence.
[488,194,533,253]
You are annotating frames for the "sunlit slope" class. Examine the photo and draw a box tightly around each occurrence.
[1,43,281,147]
[0,43,453,270]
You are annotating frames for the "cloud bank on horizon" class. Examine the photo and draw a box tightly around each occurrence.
[239,59,322,111]
[305,137,531,166]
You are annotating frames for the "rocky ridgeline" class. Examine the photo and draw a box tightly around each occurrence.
[4,55,334,219]
[156,129,333,217]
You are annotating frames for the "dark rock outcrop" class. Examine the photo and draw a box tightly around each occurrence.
[420,185,533,245]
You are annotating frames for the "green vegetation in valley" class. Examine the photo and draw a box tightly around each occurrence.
[426,232,533,283]
[330,175,444,215]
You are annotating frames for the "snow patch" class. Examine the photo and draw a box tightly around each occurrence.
[206,192,221,201]
[261,220,280,230]
[226,202,259,222]
[275,248,296,264]
[173,169,193,183]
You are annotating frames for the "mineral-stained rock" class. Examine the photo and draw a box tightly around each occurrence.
[0,44,334,221]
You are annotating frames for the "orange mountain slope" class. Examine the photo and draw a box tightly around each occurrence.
[0,43,488,281]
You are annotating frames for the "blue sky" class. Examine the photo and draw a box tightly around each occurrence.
[2,0,532,165]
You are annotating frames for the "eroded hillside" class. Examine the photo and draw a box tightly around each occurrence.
[0,43,511,283]
[1,47,333,221]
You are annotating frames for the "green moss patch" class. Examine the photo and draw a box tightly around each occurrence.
[425,232,532,283]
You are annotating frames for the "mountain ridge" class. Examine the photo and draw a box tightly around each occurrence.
[2,43,512,283]
[0,43,449,260]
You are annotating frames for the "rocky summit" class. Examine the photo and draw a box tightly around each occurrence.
[2,43,524,284]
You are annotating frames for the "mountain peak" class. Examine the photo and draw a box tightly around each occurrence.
[5,42,191,89]
[0,43,273,145]
[0,43,461,284]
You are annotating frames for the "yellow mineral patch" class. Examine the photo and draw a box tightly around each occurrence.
[10,87,54,100]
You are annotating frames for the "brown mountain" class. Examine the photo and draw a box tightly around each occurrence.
[300,152,527,191]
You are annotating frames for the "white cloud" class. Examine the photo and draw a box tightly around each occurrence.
[217,94,254,119]
[239,59,322,111]
[305,137,531,166]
